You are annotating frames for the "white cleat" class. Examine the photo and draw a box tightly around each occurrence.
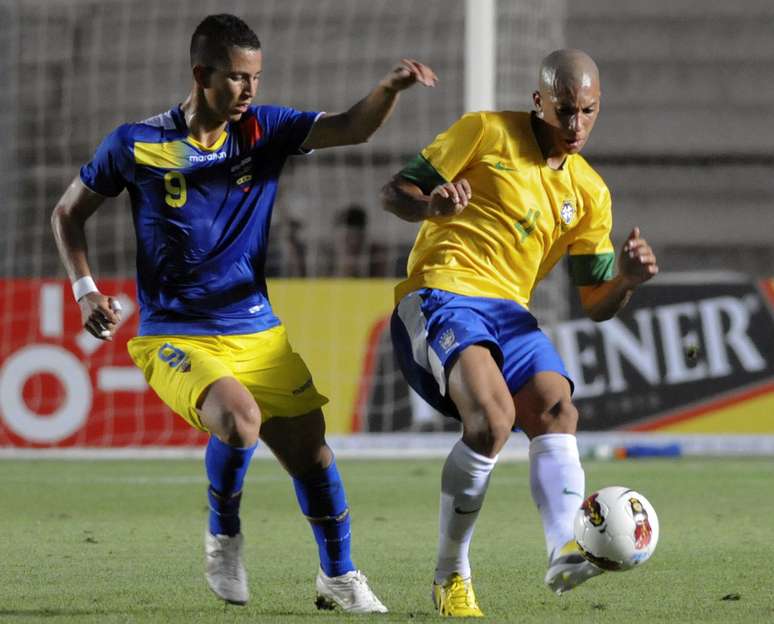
[545,539,604,595]
[205,532,249,605]
[315,568,388,613]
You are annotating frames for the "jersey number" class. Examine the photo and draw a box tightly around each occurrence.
[164,172,187,208]
[515,208,541,242]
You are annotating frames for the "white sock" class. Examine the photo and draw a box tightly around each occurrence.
[435,440,498,583]
[529,433,585,560]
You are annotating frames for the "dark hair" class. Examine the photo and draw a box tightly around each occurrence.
[190,14,261,68]
[336,204,368,228]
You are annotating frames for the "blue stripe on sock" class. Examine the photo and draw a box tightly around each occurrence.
[293,460,355,577]
[205,436,257,536]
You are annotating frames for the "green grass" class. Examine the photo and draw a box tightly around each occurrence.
[1,457,773,623]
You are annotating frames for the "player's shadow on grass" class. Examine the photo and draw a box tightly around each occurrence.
[0,606,442,620]
[0,608,107,618]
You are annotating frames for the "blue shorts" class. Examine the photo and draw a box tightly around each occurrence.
[390,289,572,420]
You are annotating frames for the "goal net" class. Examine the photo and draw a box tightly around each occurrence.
[0,0,566,446]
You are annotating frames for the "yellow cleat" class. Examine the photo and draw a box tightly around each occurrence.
[544,539,604,595]
[432,573,484,617]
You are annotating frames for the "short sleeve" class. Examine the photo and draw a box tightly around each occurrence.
[80,125,133,197]
[421,112,486,183]
[398,154,446,195]
[259,106,321,156]
[568,185,616,285]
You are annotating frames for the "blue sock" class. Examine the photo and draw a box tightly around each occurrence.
[293,459,355,577]
[205,435,257,536]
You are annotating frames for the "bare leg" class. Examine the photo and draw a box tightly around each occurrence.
[261,410,351,577]
[260,409,388,612]
[434,345,514,587]
[197,376,262,606]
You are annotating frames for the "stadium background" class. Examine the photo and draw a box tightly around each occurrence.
[1,0,772,453]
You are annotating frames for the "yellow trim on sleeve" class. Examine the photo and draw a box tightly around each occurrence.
[134,141,188,169]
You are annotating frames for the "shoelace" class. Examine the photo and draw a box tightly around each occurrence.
[339,572,381,606]
[350,571,367,585]
[446,578,476,608]
[211,540,242,581]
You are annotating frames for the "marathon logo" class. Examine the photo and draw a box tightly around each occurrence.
[189,152,227,163]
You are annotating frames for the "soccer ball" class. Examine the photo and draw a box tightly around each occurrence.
[573,486,659,571]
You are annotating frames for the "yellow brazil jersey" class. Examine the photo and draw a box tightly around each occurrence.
[395,111,615,308]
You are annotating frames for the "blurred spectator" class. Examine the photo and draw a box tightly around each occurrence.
[265,206,308,277]
[319,204,389,277]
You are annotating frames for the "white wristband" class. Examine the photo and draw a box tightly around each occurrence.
[72,276,99,302]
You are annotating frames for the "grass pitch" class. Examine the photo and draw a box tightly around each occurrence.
[1,456,773,623]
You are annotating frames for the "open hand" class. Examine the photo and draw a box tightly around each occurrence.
[381,58,438,92]
[618,227,658,287]
[429,179,471,217]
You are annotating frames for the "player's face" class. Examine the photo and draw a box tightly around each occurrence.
[536,79,600,156]
[205,47,263,122]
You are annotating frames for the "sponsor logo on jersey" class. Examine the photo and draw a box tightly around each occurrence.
[292,378,314,396]
[230,157,252,172]
[231,156,253,191]
[188,152,227,163]
[494,161,517,172]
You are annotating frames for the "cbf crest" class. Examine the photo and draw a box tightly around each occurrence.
[560,199,576,226]
[439,328,458,353]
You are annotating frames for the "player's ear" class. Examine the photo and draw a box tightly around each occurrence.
[532,90,543,117]
[192,64,210,89]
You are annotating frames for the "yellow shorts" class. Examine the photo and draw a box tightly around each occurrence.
[127,325,328,432]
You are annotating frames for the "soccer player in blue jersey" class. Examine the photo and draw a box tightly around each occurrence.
[51,13,436,613]
[382,49,658,616]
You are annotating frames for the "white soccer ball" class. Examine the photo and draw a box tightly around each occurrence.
[573,486,659,571]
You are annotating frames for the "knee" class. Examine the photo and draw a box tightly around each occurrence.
[522,398,578,438]
[288,447,332,478]
[549,399,578,433]
[463,398,515,457]
[198,379,262,446]
[217,404,262,447]
[260,410,332,477]
[277,438,331,477]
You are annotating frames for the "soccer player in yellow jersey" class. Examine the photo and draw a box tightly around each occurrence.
[382,49,658,617]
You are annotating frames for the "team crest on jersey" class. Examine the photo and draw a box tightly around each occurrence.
[231,156,253,192]
[560,200,576,225]
[439,328,458,353]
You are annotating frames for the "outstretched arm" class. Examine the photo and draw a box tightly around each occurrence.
[51,177,122,340]
[300,59,437,150]
[381,174,472,223]
[578,227,659,322]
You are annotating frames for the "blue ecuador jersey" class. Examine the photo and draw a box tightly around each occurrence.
[81,105,320,336]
